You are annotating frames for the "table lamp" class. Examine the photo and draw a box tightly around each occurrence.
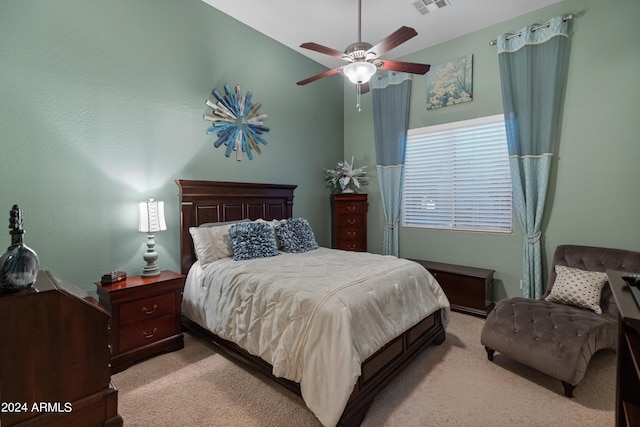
[138,198,167,277]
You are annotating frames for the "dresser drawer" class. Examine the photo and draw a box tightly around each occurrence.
[339,241,367,251]
[120,292,176,326]
[338,227,364,241]
[119,315,177,352]
[338,202,366,215]
[338,214,365,228]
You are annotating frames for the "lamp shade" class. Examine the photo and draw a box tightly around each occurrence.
[138,199,167,233]
[343,61,377,84]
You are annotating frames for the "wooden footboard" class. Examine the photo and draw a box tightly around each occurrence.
[182,310,445,426]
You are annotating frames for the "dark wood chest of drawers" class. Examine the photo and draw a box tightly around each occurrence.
[0,271,122,426]
[331,193,367,252]
[97,270,185,373]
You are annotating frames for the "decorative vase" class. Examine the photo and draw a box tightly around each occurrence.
[341,187,355,193]
[0,205,39,293]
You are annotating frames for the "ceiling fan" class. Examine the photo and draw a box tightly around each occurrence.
[296,0,431,92]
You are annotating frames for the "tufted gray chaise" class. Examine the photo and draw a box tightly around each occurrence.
[480,245,640,397]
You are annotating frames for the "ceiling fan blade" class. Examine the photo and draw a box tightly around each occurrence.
[366,26,418,59]
[300,42,347,59]
[296,67,344,86]
[376,60,431,75]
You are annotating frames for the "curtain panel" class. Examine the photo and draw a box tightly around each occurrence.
[497,16,570,298]
[371,72,412,256]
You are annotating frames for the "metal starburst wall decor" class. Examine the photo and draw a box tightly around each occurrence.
[204,84,269,160]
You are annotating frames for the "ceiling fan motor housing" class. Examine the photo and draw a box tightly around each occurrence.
[345,42,373,60]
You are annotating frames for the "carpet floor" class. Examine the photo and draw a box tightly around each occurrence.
[113,311,616,426]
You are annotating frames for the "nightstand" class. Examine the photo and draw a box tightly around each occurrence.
[97,270,185,374]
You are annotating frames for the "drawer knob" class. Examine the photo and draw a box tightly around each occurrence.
[142,328,158,339]
[142,304,158,315]
[347,231,356,237]
[347,219,356,225]
[347,206,356,212]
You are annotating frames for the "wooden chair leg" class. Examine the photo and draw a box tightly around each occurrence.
[484,347,495,361]
[561,381,575,398]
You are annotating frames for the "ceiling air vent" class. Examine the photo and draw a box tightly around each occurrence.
[411,0,449,15]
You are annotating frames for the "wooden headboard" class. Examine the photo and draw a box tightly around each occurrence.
[175,180,297,275]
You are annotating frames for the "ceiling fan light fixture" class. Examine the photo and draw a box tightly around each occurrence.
[343,61,377,84]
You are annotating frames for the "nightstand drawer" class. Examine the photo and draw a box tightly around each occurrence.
[119,315,177,352]
[120,293,176,326]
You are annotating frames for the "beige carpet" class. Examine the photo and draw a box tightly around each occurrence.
[113,312,616,426]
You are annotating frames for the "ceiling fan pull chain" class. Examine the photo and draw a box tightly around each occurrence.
[356,84,362,112]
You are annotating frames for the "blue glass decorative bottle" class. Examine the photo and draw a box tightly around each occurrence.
[0,205,39,293]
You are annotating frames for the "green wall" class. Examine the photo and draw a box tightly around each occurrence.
[345,0,640,300]
[3,0,638,298]
[0,0,344,289]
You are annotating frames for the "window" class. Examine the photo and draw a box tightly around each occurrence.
[402,114,512,232]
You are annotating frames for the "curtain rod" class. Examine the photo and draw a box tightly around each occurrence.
[489,14,574,46]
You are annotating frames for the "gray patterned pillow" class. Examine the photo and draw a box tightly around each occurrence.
[544,265,608,314]
[275,218,319,253]
[228,222,280,261]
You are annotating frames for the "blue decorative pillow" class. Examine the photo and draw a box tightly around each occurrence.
[228,222,280,261]
[275,218,319,253]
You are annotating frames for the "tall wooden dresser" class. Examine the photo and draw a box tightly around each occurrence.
[331,193,367,252]
[0,271,122,426]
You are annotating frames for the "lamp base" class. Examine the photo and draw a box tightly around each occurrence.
[142,233,161,277]
[141,266,161,277]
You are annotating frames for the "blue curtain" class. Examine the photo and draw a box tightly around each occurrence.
[371,72,412,256]
[497,16,570,298]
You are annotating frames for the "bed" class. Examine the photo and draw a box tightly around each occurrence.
[176,179,450,427]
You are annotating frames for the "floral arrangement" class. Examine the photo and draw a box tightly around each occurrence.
[323,157,368,193]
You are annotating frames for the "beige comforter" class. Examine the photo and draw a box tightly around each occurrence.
[182,247,449,427]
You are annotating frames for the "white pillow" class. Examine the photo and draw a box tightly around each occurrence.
[189,224,237,265]
[544,265,608,314]
[199,218,250,228]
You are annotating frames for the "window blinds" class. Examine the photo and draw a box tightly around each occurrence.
[402,115,512,232]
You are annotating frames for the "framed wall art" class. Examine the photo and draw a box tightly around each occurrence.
[426,54,473,110]
[204,84,269,161]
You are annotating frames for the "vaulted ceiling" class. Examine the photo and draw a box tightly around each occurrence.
[202,0,562,68]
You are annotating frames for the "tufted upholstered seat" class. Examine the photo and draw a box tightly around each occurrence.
[480,245,640,397]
